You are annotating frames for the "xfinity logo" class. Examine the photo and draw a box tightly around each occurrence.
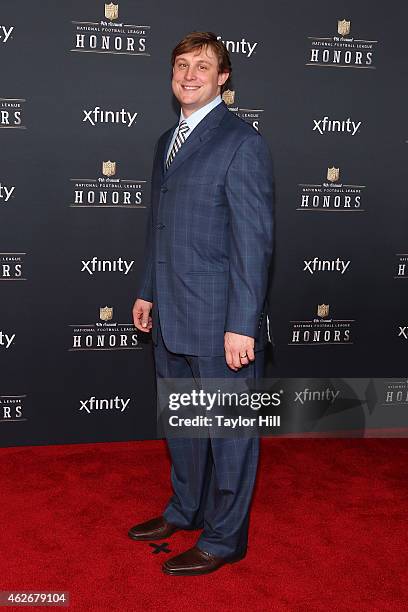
[0,331,15,349]
[294,388,340,404]
[79,396,130,413]
[81,257,134,275]
[0,26,14,44]
[217,36,257,58]
[313,116,361,135]
[83,106,138,127]
[304,258,350,275]
[0,182,15,203]
[398,326,408,340]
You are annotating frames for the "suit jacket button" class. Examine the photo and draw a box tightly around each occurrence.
[161,186,168,193]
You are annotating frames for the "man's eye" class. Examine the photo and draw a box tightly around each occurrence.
[199,65,208,70]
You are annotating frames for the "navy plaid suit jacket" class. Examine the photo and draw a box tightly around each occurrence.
[137,100,274,356]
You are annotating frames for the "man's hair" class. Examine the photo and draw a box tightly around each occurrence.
[171,31,232,93]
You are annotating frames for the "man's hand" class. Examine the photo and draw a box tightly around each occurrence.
[132,298,153,332]
[224,331,255,371]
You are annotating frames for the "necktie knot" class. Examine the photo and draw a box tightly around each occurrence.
[178,120,189,135]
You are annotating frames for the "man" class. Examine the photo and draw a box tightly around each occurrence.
[130,32,274,576]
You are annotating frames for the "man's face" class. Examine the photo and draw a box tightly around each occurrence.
[172,45,229,115]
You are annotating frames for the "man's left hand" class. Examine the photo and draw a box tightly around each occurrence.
[224,332,255,371]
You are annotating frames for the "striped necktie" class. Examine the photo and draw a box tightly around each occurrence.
[165,120,190,171]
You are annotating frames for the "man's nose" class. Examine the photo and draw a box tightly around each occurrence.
[185,66,197,80]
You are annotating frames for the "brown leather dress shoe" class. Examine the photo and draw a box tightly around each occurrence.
[162,546,245,576]
[128,516,179,541]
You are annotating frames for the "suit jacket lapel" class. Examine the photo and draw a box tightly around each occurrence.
[161,124,177,174]
[162,101,228,183]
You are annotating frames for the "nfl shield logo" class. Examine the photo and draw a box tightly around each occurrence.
[102,161,116,177]
[337,19,351,36]
[222,90,235,106]
[105,3,119,20]
[327,167,340,182]
[100,306,113,321]
[317,304,330,318]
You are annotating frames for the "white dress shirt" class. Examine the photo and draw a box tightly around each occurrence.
[166,94,222,161]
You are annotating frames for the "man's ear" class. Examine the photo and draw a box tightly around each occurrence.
[218,71,230,87]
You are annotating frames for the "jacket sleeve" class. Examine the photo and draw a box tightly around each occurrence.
[224,132,274,338]
[136,142,159,302]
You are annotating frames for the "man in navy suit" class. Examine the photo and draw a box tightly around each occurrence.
[130,32,274,575]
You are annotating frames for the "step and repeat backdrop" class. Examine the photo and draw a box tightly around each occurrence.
[1,1,407,446]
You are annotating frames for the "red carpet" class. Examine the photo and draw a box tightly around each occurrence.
[0,438,407,611]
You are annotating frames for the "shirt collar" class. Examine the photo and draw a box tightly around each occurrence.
[180,95,222,131]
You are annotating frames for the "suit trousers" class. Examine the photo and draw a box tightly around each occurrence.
[153,310,264,559]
